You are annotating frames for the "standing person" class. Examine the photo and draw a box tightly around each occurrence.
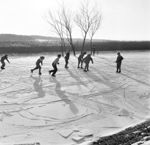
[49,54,61,77]
[31,56,45,75]
[83,54,94,72]
[77,52,86,68]
[64,51,70,69]
[116,52,124,73]
[1,54,10,70]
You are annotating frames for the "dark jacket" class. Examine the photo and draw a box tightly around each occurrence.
[36,58,43,66]
[116,55,123,64]
[1,55,9,63]
[65,52,70,60]
[78,53,85,60]
[83,55,93,64]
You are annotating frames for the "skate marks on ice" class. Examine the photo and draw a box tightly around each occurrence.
[0,52,150,144]
[93,56,150,116]
[97,55,150,87]
[0,71,92,126]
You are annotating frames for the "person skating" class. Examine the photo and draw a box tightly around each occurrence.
[0,54,10,70]
[49,54,61,77]
[77,52,86,68]
[64,51,70,69]
[83,54,93,72]
[31,56,45,75]
[116,52,123,73]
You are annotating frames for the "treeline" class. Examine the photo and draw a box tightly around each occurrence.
[91,41,150,51]
[0,40,149,54]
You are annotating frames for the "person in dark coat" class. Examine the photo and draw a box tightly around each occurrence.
[64,51,70,69]
[0,54,10,70]
[83,54,93,72]
[31,56,45,75]
[49,54,61,77]
[77,52,86,68]
[116,52,124,73]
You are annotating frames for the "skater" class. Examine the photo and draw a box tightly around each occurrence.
[31,56,45,75]
[0,54,10,70]
[49,54,61,77]
[83,54,93,72]
[64,51,70,69]
[116,52,123,73]
[77,52,86,68]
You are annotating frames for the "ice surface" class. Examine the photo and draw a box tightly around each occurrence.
[0,51,150,145]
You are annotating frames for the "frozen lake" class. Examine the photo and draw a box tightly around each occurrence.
[0,51,150,145]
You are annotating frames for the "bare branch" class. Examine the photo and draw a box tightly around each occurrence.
[60,5,76,55]
[74,0,98,52]
[46,9,66,56]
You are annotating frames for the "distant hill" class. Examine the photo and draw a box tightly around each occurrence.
[0,34,62,48]
[0,34,149,53]
[0,34,107,42]
[0,34,59,42]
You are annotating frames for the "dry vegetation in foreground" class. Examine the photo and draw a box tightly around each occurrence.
[92,120,150,145]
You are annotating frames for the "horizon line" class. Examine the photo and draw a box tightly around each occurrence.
[0,33,150,42]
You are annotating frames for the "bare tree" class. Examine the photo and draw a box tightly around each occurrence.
[46,4,76,56]
[75,0,94,53]
[46,10,65,56]
[61,7,76,56]
[46,0,101,55]
[89,13,102,55]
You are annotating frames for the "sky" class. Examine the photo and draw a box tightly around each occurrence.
[0,0,150,40]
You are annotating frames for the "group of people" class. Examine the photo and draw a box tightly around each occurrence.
[30,54,61,77]
[77,52,94,72]
[30,52,94,77]
[0,52,124,76]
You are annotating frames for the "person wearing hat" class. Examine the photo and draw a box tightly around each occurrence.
[49,54,61,77]
[31,56,45,75]
[0,54,10,70]
[116,52,124,73]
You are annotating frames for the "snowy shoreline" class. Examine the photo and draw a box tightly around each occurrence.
[89,120,150,145]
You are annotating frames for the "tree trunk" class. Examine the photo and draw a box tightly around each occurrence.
[71,43,76,56]
[81,33,87,54]
[90,37,93,55]
[60,38,65,56]
[69,33,76,56]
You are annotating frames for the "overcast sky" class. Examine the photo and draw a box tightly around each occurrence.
[0,0,149,40]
